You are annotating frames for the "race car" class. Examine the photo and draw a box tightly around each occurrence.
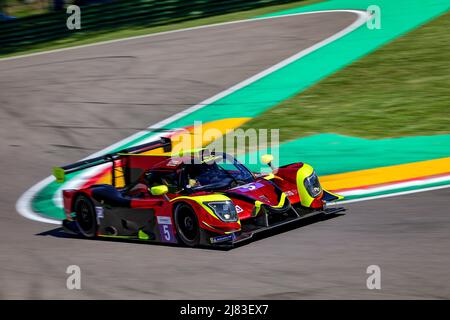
[54,137,345,247]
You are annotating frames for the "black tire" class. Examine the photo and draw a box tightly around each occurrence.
[174,203,200,247]
[74,195,97,238]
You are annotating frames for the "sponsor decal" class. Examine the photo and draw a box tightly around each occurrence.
[210,233,235,244]
[157,216,172,225]
[284,189,297,197]
[167,159,181,167]
[157,216,176,243]
[234,182,265,192]
[235,205,243,213]
[95,206,104,224]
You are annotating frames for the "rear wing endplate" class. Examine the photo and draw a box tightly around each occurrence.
[52,137,172,183]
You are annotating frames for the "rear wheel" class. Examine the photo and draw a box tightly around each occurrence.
[74,195,97,238]
[174,203,200,247]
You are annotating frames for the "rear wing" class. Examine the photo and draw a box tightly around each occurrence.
[53,137,172,183]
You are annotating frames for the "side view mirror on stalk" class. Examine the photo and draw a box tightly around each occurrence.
[261,154,274,169]
[150,185,168,196]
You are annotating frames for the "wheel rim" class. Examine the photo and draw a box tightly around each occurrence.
[76,199,94,233]
[177,207,198,242]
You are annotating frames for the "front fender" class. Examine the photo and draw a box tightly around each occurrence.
[171,195,241,233]
[295,163,318,207]
[296,164,344,207]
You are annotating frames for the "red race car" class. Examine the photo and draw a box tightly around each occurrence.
[54,137,344,247]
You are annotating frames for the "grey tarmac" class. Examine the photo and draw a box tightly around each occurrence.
[0,11,448,299]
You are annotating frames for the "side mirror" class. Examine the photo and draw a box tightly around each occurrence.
[188,179,197,188]
[150,185,168,196]
[261,154,274,166]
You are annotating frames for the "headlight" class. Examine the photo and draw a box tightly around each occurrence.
[304,171,322,198]
[204,201,238,222]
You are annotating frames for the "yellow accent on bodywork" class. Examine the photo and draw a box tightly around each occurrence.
[253,192,287,216]
[254,201,262,216]
[273,192,287,209]
[263,173,275,180]
[53,167,65,183]
[296,163,317,207]
[202,221,241,233]
[171,194,232,221]
[138,229,150,240]
[174,148,206,157]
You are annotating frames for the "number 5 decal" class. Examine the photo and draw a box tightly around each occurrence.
[157,216,177,243]
[162,225,171,241]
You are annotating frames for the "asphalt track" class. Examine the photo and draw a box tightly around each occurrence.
[0,11,449,299]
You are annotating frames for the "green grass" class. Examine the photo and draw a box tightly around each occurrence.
[2,0,51,18]
[243,11,450,140]
[0,0,322,59]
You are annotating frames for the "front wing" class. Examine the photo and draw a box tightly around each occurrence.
[225,206,345,247]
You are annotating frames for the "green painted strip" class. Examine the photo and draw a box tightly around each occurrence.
[31,0,450,219]
[165,0,450,126]
[243,133,450,176]
[33,171,78,219]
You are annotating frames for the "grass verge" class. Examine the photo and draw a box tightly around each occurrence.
[242,11,450,140]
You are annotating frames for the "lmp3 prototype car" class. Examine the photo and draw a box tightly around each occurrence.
[54,137,344,247]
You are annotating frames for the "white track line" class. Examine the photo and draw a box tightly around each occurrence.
[16,9,369,224]
[15,176,61,224]
[339,174,450,196]
[329,184,450,205]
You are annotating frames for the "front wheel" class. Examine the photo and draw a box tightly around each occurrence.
[74,195,97,238]
[174,203,200,247]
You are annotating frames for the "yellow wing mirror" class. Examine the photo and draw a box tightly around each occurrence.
[150,185,168,196]
[188,179,197,188]
[261,154,274,168]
